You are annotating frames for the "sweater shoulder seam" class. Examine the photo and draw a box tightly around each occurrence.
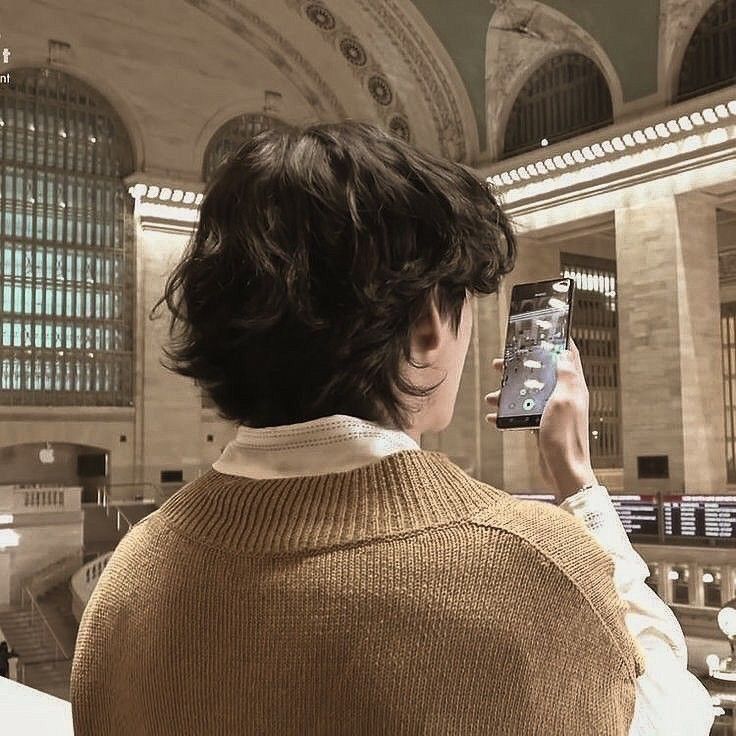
[468,515,639,683]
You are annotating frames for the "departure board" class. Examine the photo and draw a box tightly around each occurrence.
[609,495,660,538]
[663,495,736,543]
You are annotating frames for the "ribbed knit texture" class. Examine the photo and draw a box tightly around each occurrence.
[71,450,645,735]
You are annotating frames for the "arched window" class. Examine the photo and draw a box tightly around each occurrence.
[677,0,736,101]
[202,113,282,181]
[0,68,135,406]
[503,53,613,158]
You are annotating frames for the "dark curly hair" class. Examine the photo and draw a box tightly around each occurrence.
[150,121,516,429]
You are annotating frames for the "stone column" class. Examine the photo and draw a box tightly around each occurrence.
[133,191,207,494]
[615,192,726,493]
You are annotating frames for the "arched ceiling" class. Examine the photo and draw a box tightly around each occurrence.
[410,0,661,149]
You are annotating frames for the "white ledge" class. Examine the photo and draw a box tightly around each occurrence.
[0,676,73,735]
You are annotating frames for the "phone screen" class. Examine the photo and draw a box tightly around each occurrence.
[496,278,575,430]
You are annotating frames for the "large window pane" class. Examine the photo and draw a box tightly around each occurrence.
[0,68,135,406]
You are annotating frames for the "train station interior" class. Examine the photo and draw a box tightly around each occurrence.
[1,0,736,732]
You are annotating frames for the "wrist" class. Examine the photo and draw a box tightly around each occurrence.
[551,465,598,501]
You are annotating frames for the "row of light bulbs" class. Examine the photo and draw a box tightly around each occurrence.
[127,184,203,206]
[487,101,736,189]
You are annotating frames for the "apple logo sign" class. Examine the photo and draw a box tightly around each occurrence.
[39,445,55,464]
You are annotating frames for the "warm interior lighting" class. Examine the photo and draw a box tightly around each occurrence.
[0,529,19,549]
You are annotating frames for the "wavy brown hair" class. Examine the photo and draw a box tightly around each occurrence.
[150,121,516,428]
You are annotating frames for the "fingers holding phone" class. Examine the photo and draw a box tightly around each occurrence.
[485,326,597,500]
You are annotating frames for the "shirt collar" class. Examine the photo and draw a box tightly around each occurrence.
[212,414,421,479]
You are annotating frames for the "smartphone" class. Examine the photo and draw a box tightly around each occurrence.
[496,278,575,430]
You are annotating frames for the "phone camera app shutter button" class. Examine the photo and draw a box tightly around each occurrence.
[522,398,535,411]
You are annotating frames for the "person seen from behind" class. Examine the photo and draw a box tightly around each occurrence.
[71,121,714,735]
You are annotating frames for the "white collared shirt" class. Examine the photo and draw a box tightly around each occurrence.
[213,414,716,735]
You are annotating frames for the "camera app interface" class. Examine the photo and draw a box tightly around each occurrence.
[499,280,571,420]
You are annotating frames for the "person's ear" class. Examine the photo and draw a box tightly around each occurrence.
[410,296,442,361]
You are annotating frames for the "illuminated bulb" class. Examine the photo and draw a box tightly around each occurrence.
[0,529,19,550]
[563,152,575,165]
[728,100,736,115]
[525,164,537,176]
[147,185,160,198]
[677,116,693,131]
[718,605,736,637]
[518,167,530,180]
[654,123,669,138]
[195,193,204,205]
[0,514,12,525]
[702,572,715,584]
[540,138,549,146]
[182,191,196,204]
[59,201,66,209]
[553,155,566,168]
[632,130,647,144]
[591,143,604,157]
[159,187,172,200]
[28,123,35,132]
[131,183,147,198]
[715,104,729,118]
[543,158,555,170]
[501,172,513,185]
[666,119,679,133]
[622,134,635,147]
[89,135,97,143]
[59,130,67,138]
[509,169,521,182]
[0,119,4,127]
[534,162,547,175]
[611,137,626,151]
[668,570,680,581]
[581,146,595,160]
[601,140,614,154]
[690,111,705,126]
[572,149,585,163]
[706,654,720,673]
[644,126,657,140]
[703,107,717,123]
[491,175,503,187]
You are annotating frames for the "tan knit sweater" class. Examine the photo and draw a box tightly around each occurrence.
[71,450,646,735]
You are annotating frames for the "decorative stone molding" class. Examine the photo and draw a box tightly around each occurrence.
[125,173,204,234]
[479,86,736,228]
[354,0,474,162]
[486,0,624,161]
[286,0,411,142]
[284,0,474,161]
[184,0,347,118]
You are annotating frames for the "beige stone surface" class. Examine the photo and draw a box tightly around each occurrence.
[615,193,727,493]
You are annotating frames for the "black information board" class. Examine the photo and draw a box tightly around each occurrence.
[663,496,736,543]
[609,495,660,539]
[513,492,736,546]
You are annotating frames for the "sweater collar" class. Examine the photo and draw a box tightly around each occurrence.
[212,414,421,479]
[160,450,509,554]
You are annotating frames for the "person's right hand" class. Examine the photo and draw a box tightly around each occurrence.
[485,338,597,503]
[537,338,597,502]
